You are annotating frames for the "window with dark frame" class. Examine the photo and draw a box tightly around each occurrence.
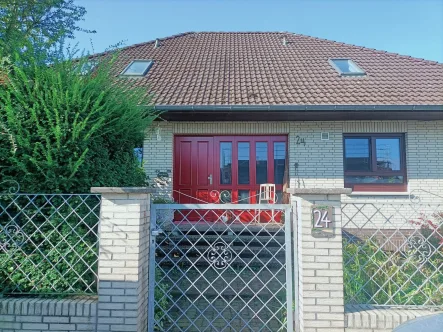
[343,134,407,191]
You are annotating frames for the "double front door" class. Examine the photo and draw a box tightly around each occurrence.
[174,135,287,204]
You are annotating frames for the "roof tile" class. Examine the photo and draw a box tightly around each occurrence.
[104,32,443,105]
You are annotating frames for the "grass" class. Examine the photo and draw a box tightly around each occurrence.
[343,238,443,306]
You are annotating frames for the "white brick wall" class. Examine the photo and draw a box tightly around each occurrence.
[0,298,97,331]
[406,120,443,199]
[293,195,346,332]
[143,120,443,203]
[96,192,151,332]
[344,304,442,332]
[289,122,344,189]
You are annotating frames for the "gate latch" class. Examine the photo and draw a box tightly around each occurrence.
[152,229,164,236]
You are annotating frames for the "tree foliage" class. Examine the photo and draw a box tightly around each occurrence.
[0,49,158,193]
[0,0,94,58]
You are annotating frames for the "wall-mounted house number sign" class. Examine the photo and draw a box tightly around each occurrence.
[311,205,334,238]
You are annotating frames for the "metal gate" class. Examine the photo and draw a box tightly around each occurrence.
[148,203,294,332]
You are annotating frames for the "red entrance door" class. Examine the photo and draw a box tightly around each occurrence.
[174,136,288,205]
[174,137,215,203]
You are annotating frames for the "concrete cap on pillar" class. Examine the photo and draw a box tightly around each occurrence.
[90,187,157,194]
[286,188,352,195]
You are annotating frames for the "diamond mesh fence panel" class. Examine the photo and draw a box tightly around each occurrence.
[0,193,100,295]
[342,202,443,307]
[149,204,292,332]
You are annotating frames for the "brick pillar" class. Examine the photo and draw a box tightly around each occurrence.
[289,188,351,332]
[91,187,155,332]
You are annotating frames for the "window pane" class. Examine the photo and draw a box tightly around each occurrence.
[238,142,250,184]
[331,59,365,75]
[256,142,268,184]
[134,147,143,166]
[274,142,286,184]
[376,138,401,171]
[345,138,371,171]
[238,190,250,203]
[122,60,152,75]
[345,175,404,184]
[220,142,232,184]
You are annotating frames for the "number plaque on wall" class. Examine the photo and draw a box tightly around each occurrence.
[311,205,334,238]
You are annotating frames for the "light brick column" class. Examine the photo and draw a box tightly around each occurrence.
[91,187,155,332]
[289,188,352,332]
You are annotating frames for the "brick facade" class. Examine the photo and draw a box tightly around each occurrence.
[292,193,346,332]
[0,298,97,331]
[92,188,152,332]
[143,120,443,202]
[344,304,441,332]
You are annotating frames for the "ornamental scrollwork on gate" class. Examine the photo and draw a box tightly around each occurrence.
[207,242,233,269]
[407,236,433,264]
[0,180,20,195]
[210,190,232,204]
[0,224,25,252]
[209,189,278,204]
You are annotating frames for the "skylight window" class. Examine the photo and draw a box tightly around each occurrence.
[120,60,153,76]
[329,59,366,76]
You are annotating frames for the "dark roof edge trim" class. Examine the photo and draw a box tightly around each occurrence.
[153,104,443,112]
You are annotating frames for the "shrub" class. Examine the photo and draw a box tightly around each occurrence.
[0,47,158,295]
[343,237,443,305]
[0,194,100,295]
[0,49,158,193]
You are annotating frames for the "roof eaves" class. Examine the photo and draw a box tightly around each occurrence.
[154,104,443,112]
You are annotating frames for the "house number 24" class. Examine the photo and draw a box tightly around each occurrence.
[295,135,306,146]
[313,209,331,228]
[311,206,334,237]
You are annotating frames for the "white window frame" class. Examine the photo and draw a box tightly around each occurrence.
[329,58,366,76]
[120,60,154,77]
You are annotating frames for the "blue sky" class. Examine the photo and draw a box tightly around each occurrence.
[74,0,443,62]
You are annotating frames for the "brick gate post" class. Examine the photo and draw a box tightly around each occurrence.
[91,187,155,332]
[289,188,352,332]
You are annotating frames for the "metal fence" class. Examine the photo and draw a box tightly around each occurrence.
[148,204,293,331]
[0,193,101,295]
[342,201,443,307]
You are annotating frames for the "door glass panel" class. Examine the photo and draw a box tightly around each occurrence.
[256,142,268,184]
[376,138,401,171]
[238,190,250,203]
[274,142,286,184]
[238,142,250,184]
[220,142,232,184]
[344,138,371,171]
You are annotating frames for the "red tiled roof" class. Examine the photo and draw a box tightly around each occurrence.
[109,32,443,106]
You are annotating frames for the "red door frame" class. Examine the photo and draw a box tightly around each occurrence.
[174,135,288,204]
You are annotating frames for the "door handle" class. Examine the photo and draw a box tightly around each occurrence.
[208,174,213,185]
